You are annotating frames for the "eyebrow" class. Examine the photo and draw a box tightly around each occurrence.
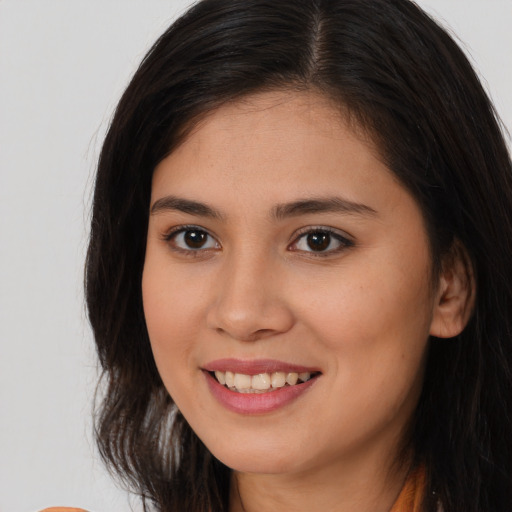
[150,195,377,220]
[150,196,225,219]
[272,197,377,219]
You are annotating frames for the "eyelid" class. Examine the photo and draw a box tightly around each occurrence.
[162,224,221,253]
[288,226,354,256]
[160,224,353,257]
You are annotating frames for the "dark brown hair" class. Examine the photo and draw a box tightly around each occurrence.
[86,1,512,510]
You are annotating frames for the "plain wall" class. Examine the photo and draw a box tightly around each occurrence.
[0,1,510,511]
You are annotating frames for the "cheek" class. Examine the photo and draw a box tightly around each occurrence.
[321,235,433,338]
[296,251,434,404]
[141,256,205,400]
[296,284,431,457]
[142,241,213,339]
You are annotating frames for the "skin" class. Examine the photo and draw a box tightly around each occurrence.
[142,91,469,512]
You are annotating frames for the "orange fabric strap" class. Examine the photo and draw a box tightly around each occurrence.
[40,508,88,512]
[390,466,425,512]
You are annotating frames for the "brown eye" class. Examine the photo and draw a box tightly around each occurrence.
[291,228,353,256]
[306,232,331,251]
[167,227,220,252]
[184,230,208,249]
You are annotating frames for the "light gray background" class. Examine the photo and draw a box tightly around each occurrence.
[0,1,510,511]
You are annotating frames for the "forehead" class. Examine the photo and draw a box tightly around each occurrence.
[182,90,372,152]
[152,90,389,200]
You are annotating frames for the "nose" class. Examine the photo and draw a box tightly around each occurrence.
[206,251,295,342]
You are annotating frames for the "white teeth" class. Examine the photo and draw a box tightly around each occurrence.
[252,373,271,390]
[225,371,235,388]
[286,372,298,385]
[233,373,252,390]
[212,370,315,392]
[271,371,286,388]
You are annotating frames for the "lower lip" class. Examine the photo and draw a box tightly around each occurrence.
[204,371,318,414]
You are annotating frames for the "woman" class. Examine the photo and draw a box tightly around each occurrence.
[82,0,512,510]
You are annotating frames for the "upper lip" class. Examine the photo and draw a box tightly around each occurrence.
[202,358,321,375]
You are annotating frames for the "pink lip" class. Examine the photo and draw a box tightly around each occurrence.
[202,359,321,415]
[202,358,320,375]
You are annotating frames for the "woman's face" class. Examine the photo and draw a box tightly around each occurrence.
[143,91,439,477]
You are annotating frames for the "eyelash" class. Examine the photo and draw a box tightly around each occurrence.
[288,226,354,258]
[162,225,354,258]
[163,224,220,256]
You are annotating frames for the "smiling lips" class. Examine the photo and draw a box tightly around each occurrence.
[202,359,321,414]
[213,370,315,393]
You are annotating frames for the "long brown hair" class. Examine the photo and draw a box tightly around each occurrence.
[86,1,512,510]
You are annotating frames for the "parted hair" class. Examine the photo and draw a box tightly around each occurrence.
[85,0,512,510]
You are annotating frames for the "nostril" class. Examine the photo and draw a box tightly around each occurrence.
[214,327,277,342]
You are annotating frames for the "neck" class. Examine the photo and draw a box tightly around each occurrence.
[228,451,412,512]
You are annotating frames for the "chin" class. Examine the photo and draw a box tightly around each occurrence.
[217,454,301,475]
[206,436,307,475]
